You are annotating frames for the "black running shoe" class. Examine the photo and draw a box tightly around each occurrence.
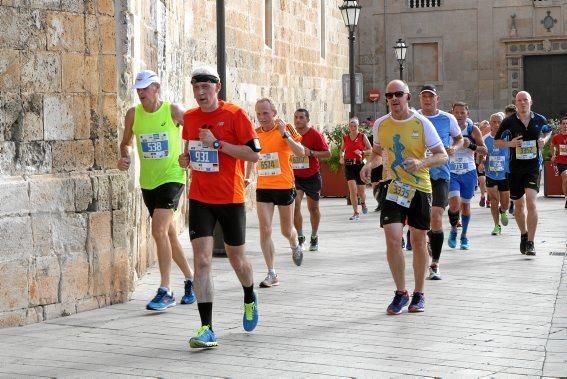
[520,233,528,255]
[525,241,536,256]
[298,235,305,246]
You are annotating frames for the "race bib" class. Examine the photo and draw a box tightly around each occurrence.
[516,140,537,160]
[291,155,309,170]
[560,144,567,156]
[140,133,169,159]
[188,140,219,172]
[488,156,505,172]
[449,157,472,175]
[258,152,281,176]
[385,180,416,208]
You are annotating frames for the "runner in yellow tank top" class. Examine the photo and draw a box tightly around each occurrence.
[117,70,196,311]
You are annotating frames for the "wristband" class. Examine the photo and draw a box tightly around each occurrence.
[309,149,314,157]
[467,142,477,151]
[282,132,290,139]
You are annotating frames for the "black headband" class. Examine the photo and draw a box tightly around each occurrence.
[191,74,220,84]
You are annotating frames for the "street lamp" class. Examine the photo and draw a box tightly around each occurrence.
[339,0,361,118]
[393,38,408,80]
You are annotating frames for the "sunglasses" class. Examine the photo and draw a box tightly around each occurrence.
[385,91,407,99]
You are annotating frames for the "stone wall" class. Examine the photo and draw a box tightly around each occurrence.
[0,0,349,327]
[0,0,154,327]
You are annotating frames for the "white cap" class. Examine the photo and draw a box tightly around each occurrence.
[133,70,160,89]
[190,66,220,83]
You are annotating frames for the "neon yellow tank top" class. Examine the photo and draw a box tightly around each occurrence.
[132,101,186,189]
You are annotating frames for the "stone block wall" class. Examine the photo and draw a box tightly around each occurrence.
[0,0,154,327]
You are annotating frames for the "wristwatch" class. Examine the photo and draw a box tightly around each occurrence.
[212,140,222,150]
[282,132,290,139]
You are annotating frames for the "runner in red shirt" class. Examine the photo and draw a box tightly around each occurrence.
[178,66,261,349]
[551,116,567,208]
[292,108,330,252]
[339,117,372,220]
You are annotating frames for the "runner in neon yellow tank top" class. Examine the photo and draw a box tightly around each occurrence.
[117,70,196,311]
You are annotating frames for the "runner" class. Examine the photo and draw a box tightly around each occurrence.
[179,66,261,348]
[447,102,488,250]
[551,116,567,208]
[246,98,305,289]
[292,108,331,251]
[504,104,517,215]
[494,91,552,255]
[482,112,511,235]
[339,117,372,220]
[477,120,491,208]
[417,84,463,280]
[360,80,448,315]
[118,69,196,311]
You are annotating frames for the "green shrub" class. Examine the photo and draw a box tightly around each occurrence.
[542,118,560,161]
[320,123,372,173]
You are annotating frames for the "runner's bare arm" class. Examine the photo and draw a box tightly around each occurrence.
[404,144,447,173]
[199,128,260,162]
[360,150,383,183]
[471,126,487,155]
[117,107,135,171]
[362,134,372,156]
[170,103,186,126]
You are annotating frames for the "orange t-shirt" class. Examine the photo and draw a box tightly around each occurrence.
[256,124,301,189]
[182,101,258,204]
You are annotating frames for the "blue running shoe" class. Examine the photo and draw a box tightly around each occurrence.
[189,325,218,348]
[146,288,176,311]
[448,229,457,249]
[387,290,410,315]
[408,292,425,313]
[243,292,259,332]
[181,280,196,305]
[460,236,470,250]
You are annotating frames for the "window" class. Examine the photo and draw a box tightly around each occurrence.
[413,43,439,82]
[408,0,442,8]
[265,0,273,48]
[320,0,326,59]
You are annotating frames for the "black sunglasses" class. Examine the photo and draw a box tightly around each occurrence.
[385,91,407,99]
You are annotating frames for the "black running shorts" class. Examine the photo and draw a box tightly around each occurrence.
[508,171,540,200]
[295,173,322,201]
[380,189,432,230]
[430,178,449,209]
[486,176,510,192]
[141,182,184,217]
[256,188,296,206]
[188,199,246,246]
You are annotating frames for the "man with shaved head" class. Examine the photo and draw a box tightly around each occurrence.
[495,91,552,256]
[361,80,448,315]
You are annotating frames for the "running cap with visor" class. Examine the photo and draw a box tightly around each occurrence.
[191,66,221,84]
[419,84,438,95]
[133,70,160,89]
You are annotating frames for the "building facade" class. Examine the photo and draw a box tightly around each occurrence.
[355,0,567,121]
[0,0,349,327]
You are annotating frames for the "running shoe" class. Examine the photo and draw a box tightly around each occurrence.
[500,209,509,226]
[479,195,486,207]
[491,225,501,236]
[259,272,279,288]
[146,288,176,311]
[349,213,360,221]
[298,235,305,246]
[292,244,303,266]
[361,204,368,214]
[181,280,196,304]
[309,235,318,251]
[408,292,425,313]
[406,238,412,251]
[509,201,515,215]
[564,197,567,209]
[189,325,217,348]
[243,292,259,332]
[386,290,410,315]
[460,236,470,250]
[428,265,441,280]
[401,237,405,250]
[486,198,491,208]
[520,233,528,255]
[525,241,536,256]
[448,229,458,248]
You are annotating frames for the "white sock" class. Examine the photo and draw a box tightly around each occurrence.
[268,269,276,276]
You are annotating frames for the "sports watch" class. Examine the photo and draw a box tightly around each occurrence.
[282,132,290,139]
[212,140,222,150]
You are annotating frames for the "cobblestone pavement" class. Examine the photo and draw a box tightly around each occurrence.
[0,192,565,378]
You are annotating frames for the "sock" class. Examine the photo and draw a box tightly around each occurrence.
[159,286,171,296]
[429,230,444,262]
[461,214,471,237]
[268,268,276,276]
[448,210,460,228]
[243,284,255,304]
[197,302,213,330]
[311,233,317,239]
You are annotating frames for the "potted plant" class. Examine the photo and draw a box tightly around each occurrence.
[542,118,562,197]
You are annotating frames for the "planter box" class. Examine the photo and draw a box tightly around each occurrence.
[320,163,349,198]
[543,161,563,197]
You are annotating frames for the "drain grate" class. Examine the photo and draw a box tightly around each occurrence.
[549,251,567,256]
